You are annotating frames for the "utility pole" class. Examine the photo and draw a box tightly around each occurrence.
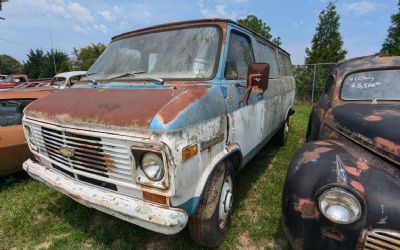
[0,0,8,20]
[48,20,57,75]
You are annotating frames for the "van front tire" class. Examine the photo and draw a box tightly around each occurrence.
[188,160,235,248]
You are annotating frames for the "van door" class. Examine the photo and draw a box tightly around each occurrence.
[224,31,268,162]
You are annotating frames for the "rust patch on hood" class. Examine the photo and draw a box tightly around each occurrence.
[303,147,332,163]
[374,137,400,156]
[157,87,208,124]
[350,180,365,193]
[364,115,383,122]
[24,88,184,129]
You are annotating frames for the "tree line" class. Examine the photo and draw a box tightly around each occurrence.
[0,43,106,79]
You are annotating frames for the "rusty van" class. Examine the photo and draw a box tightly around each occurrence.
[22,19,295,247]
[282,56,400,249]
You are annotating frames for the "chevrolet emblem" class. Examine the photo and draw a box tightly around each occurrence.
[59,146,75,157]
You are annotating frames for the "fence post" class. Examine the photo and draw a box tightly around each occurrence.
[311,64,317,103]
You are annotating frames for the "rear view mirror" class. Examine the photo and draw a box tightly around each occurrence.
[247,63,270,93]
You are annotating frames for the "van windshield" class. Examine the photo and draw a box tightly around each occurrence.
[85,26,220,81]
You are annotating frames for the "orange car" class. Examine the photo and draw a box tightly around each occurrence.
[0,88,56,176]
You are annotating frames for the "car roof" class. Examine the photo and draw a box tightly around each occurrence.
[54,71,87,79]
[336,55,400,77]
[0,87,56,100]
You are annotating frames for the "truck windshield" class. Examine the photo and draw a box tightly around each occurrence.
[341,69,400,100]
[0,99,35,127]
[84,26,220,81]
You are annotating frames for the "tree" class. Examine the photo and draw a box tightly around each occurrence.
[23,49,46,79]
[0,54,22,74]
[72,43,106,70]
[23,49,71,79]
[237,15,282,46]
[381,1,400,55]
[305,2,347,64]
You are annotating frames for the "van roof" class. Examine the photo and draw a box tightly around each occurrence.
[112,18,290,57]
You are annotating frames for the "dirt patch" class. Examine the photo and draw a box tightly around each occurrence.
[237,232,261,250]
[34,242,51,250]
[143,231,173,250]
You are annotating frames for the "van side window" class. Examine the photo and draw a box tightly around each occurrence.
[225,32,254,80]
[278,52,293,76]
[256,41,279,77]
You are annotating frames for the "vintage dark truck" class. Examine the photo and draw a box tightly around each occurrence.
[21,19,295,247]
[282,56,400,249]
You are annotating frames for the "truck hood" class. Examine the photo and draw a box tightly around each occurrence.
[327,103,400,164]
[23,84,220,131]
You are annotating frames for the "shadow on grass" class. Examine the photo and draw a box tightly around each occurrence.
[0,171,30,192]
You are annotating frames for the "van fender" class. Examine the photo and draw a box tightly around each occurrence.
[177,143,242,216]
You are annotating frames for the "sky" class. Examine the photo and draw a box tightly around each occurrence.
[0,0,398,65]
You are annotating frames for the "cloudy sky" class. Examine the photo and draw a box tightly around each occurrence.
[0,0,397,64]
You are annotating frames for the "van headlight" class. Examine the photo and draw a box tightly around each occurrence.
[141,153,164,181]
[24,124,37,150]
[318,187,362,224]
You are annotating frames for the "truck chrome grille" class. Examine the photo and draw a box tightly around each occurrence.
[362,229,400,250]
[31,124,133,190]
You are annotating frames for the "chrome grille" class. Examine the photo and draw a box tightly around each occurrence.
[31,124,134,190]
[363,229,400,250]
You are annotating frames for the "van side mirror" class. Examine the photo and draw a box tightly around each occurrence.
[247,63,270,93]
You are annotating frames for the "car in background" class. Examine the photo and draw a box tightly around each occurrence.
[0,87,56,176]
[50,71,86,88]
[282,55,400,249]
[0,74,30,89]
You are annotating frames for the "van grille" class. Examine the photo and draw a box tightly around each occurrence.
[31,125,133,190]
[362,229,400,250]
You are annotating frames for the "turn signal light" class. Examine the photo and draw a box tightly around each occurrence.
[182,144,198,161]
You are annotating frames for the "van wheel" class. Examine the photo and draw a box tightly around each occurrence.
[276,117,289,146]
[188,160,235,248]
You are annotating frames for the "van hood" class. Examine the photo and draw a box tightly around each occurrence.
[327,103,400,164]
[24,84,225,131]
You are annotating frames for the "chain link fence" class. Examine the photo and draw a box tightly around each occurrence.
[293,63,336,104]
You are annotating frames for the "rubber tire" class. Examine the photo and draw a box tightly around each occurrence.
[188,160,235,248]
[276,117,289,146]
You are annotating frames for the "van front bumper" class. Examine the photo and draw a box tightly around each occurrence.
[23,159,188,235]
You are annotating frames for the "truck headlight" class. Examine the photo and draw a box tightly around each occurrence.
[141,153,164,181]
[318,187,361,224]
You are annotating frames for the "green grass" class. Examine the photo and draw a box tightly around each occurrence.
[0,105,311,250]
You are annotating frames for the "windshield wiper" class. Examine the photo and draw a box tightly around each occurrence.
[107,71,146,81]
[83,72,99,86]
[108,71,164,85]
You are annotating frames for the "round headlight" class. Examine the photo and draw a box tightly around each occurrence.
[141,153,164,181]
[318,187,361,224]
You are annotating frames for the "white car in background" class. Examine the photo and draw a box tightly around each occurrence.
[50,71,86,88]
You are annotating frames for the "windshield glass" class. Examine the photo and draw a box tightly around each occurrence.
[341,69,400,100]
[85,26,220,80]
[0,99,35,127]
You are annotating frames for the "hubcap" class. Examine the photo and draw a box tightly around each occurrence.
[219,175,233,229]
[284,120,289,139]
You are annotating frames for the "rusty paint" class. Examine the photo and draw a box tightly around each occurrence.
[157,87,208,125]
[302,147,332,163]
[103,154,115,171]
[314,141,332,146]
[350,179,365,193]
[356,161,369,171]
[294,198,320,220]
[25,88,184,128]
[364,115,383,122]
[344,165,361,177]
[321,227,345,241]
[375,137,400,155]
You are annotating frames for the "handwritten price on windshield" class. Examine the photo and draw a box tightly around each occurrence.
[350,82,382,89]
